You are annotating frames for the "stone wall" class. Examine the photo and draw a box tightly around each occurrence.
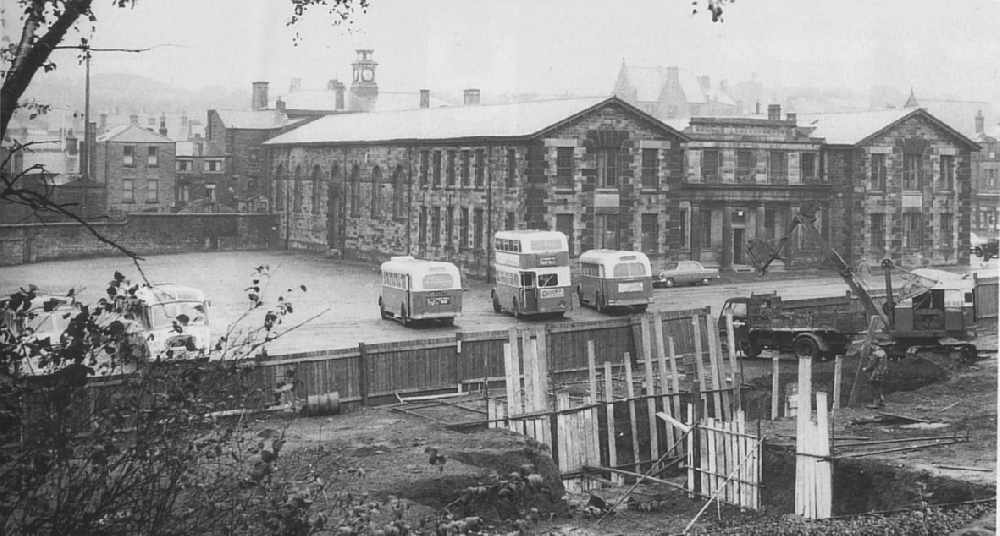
[0,213,277,266]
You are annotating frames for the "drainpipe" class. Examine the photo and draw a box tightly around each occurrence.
[486,144,493,283]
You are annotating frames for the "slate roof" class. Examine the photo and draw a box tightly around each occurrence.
[213,110,301,130]
[265,96,683,145]
[274,89,452,113]
[96,124,173,144]
[799,108,979,148]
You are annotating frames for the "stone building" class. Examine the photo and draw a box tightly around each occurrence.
[204,107,303,211]
[803,107,979,267]
[173,138,238,212]
[93,124,176,214]
[263,96,689,278]
[971,112,999,238]
[613,62,739,120]
[669,105,829,269]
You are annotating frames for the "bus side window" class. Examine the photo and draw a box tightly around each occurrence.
[520,272,535,287]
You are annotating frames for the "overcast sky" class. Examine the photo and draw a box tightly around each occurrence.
[20,0,1000,103]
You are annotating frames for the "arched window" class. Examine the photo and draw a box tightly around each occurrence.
[370,166,382,218]
[274,164,285,212]
[311,165,322,214]
[392,165,405,220]
[350,164,360,217]
[293,165,303,212]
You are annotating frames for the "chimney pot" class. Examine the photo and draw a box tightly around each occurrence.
[697,75,710,91]
[276,98,287,114]
[975,110,985,134]
[252,81,269,111]
[786,112,797,123]
[289,77,302,93]
[419,89,431,109]
[463,88,481,106]
[767,104,781,121]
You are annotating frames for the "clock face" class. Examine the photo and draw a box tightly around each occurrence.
[361,68,374,82]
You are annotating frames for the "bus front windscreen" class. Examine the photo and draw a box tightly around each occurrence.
[612,262,648,278]
[538,273,560,287]
[421,273,455,290]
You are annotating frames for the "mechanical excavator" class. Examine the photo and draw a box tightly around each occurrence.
[746,202,978,361]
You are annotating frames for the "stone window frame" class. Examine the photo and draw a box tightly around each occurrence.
[460,150,471,187]
[370,165,382,218]
[701,209,712,251]
[506,148,517,189]
[640,148,658,190]
[555,147,574,190]
[870,153,888,191]
[736,150,755,184]
[596,149,621,189]
[459,207,470,251]
[311,165,323,215]
[473,208,485,250]
[800,152,817,181]
[446,150,456,187]
[349,164,361,217]
[122,145,135,168]
[419,150,429,187]
[293,165,303,213]
[392,165,406,221]
[147,146,159,168]
[418,206,427,247]
[768,151,788,185]
[430,206,441,246]
[902,212,923,249]
[870,213,886,256]
[432,151,442,188]
[122,179,135,203]
[176,159,192,173]
[445,205,455,250]
[145,179,159,203]
[641,212,659,254]
[475,149,486,189]
[938,154,955,191]
[939,213,954,257]
[902,153,922,191]
[701,149,721,183]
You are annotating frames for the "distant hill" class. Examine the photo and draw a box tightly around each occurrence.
[18,72,249,123]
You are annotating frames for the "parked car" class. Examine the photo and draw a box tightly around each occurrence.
[653,261,719,288]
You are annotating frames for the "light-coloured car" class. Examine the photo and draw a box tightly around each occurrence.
[654,261,720,288]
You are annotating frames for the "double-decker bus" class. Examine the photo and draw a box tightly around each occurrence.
[490,230,572,318]
[577,249,653,313]
[379,256,463,326]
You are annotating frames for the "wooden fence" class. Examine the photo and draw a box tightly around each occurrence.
[686,410,761,511]
[973,274,998,320]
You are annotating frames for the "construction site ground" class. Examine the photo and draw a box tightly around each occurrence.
[259,323,997,535]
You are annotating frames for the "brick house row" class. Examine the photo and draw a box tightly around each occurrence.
[263,96,978,279]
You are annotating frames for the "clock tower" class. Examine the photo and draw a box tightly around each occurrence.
[349,49,379,112]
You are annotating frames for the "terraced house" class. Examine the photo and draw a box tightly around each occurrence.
[262,96,689,278]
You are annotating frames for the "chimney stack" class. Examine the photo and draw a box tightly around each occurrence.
[419,89,431,109]
[129,114,139,125]
[786,112,796,124]
[252,81,269,111]
[755,101,761,115]
[158,114,168,137]
[276,98,287,114]
[666,66,680,84]
[767,104,781,121]
[975,110,985,134]
[329,80,346,111]
[463,88,481,106]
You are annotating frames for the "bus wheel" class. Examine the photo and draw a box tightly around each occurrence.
[492,292,502,313]
[793,334,821,360]
[400,303,409,327]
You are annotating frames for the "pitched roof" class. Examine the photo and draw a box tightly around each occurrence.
[212,109,300,130]
[96,123,173,143]
[265,96,685,145]
[800,108,979,148]
[275,89,452,113]
[175,140,226,157]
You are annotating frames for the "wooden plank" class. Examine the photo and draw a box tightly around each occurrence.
[816,391,832,518]
[358,342,370,406]
[771,354,780,420]
[522,331,537,413]
[587,341,598,403]
[624,354,641,475]
[556,392,570,474]
[656,411,691,434]
[588,396,600,474]
[686,404,695,498]
[691,316,708,410]
[603,361,622,485]
[833,356,843,411]
[667,336,683,456]
[536,329,550,410]
[705,315,727,420]
[654,314,675,455]
[641,315,659,465]
[507,330,523,419]
[725,313,742,413]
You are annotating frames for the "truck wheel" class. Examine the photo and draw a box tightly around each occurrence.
[491,291,502,313]
[701,277,711,285]
[793,335,821,360]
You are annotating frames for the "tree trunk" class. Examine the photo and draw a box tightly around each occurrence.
[1,0,92,140]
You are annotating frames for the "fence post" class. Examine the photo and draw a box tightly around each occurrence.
[358,342,369,406]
